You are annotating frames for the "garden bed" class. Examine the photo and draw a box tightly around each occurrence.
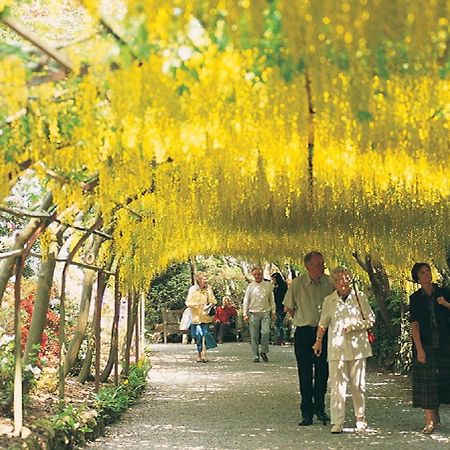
[0,362,149,450]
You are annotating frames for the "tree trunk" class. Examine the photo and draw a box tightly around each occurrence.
[77,267,109,384]
[123,290,138,377]
[305,70,315,206]
[13,255,23,437]
[58,217,102,398]
[189,257,195,285]
[94,271,105,393]
[77,343,94,383]
[0,192,53,304]
[23,234,58,365]
[100,271,121,383]
[353,252,398,336]
[64,235,103,375]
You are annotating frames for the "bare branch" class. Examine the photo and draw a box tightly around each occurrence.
[28,252,115,275]
[0,205,52,219]
[100,17,139,60]
[352,251,368,272]
[0,248,25,260]
[1,15,73,73]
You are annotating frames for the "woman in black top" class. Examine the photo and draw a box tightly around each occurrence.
[409,262,450,434]
[271,272,288,345]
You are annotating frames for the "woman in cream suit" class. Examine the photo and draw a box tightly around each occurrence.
[312,267,375,434]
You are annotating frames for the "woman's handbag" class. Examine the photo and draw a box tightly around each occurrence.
[204,331,217,349]
[353,285,376,345]
[203,303,216,317]
[367,328,377,345]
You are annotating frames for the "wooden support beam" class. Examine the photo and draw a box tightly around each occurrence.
[0,205,52,219]
[1,15,73,73]
[0,248,25,259]
[0,205,112,240]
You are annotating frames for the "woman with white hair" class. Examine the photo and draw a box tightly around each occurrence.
[312,267,375,434]
[186,272,217,363]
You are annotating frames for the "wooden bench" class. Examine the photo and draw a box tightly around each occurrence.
[160,308,184,344]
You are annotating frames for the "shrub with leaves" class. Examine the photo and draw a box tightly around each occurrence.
[20,292,60,365]
[95,360,150,424]
[50,403,93,434]
[369,287,409,371]
[0,333,39,414]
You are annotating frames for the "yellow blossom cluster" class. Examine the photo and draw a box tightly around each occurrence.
[0,0,448,290]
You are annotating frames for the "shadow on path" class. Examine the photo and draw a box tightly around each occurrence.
[87,343,450,449]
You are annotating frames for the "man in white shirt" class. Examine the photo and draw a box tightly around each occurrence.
[243,266,276,362]
[283,251,333,426]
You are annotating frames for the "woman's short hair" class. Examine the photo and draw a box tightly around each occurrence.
[195,271,207,283]
[330,266,352,282]
[411,262,431,283]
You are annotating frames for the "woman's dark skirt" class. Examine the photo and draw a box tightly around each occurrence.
[412,343,450,408]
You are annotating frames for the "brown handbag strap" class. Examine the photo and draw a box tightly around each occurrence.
[351,280,366,321]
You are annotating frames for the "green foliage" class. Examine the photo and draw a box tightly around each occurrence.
[369,287,412,373]
[395,315,412,374]
[67,333,90,377]
[95,360,150,424]
[27,360,151,449]
[134,22,152,61]
[195,256,248,305]
[253,0,294,80]
[0,41,29,60]
[95,385,130,424]
[356,110,374,123]
[50,403,93,434]
[0,335,37,414]
[146,262,192,330]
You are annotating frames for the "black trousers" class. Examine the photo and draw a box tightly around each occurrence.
[214,322,231,341]
[294,326,329,419]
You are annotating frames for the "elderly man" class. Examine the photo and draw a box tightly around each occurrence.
[243,266,276,363]
[283,251,334,426]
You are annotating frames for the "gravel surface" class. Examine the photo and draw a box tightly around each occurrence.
[86,342,450,449]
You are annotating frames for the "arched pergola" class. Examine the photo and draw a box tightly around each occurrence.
[0,0,448,437]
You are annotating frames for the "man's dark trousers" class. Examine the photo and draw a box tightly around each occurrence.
[294,325,329,420]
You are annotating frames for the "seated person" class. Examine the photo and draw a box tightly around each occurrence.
[214,296,237,344]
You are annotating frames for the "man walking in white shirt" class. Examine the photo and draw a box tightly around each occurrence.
[243,266,276,362]
[283,251,333,426]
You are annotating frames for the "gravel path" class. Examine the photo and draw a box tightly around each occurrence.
[86,342,450,449]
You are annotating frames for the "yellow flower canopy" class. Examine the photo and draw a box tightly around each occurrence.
[0,0,448,289]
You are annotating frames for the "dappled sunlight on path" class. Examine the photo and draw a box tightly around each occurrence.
[87,343,449,449]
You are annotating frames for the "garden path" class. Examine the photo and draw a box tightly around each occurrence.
[86,342,450,449]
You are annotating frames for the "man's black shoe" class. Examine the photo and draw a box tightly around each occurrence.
[298,417,313,426]
[315,410,330,424]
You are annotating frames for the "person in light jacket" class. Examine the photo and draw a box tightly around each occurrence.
[186,272,216,363]
[312,266,375,434]
[243,266,275,363]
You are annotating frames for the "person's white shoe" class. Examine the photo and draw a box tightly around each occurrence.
[356,420,368,431]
